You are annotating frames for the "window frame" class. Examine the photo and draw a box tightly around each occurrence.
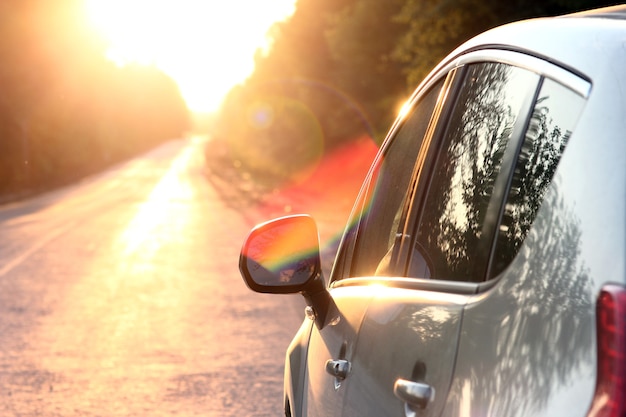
[403,62,541,282]
[330,49,591,293]
[391,68,467,276]
[329,73,455,283]
[403,51,590,287]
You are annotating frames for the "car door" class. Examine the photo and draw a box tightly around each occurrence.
[337,60,544,417]
[301,75,447,417]
[441,65,594,417]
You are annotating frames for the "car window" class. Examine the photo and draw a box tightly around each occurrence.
[488,78,586,278]
[339,78,446,279]
[408,63,540,282]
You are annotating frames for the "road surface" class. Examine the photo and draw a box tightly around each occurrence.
[0,137,307,416]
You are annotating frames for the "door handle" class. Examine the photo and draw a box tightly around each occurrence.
[325,359,351,380]
[394,378,435,410]
[325,359,351,390]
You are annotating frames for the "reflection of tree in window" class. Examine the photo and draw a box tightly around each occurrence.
[413,63,538,281]
[491,79,585,277]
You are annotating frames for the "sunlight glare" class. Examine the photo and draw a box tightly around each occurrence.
[118,145,195,256]
[397,100,412,119]
[84,0,296,113]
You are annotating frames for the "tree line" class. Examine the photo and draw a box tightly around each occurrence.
[0,1,189,199]
[210,0,616,188]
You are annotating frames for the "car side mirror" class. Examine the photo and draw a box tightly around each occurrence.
[239,214,332,328]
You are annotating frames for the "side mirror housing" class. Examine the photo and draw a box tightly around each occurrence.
[239,214,332,328]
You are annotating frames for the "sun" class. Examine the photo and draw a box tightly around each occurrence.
[84,0,296,113]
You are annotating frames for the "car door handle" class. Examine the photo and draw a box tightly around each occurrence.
[325,359,351,380]
[394,378,435,410]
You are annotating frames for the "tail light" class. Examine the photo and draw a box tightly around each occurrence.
[587,284,626,417]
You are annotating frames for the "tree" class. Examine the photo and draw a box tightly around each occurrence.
[392,0,619,90]
[325,0,409,138]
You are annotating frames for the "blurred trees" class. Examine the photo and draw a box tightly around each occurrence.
[211,0,616,190]
[1,0,613,199]
[0,0,189,197]
[393,0,614,92]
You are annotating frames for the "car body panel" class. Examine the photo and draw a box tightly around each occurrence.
[302,286,376,417]
[442,115,626,416]
[342,285,467,417]
[285,319,314,417]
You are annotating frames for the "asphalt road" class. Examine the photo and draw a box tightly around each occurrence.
[0,137,306,416]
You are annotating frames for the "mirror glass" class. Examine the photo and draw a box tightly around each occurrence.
[243,216,319,287]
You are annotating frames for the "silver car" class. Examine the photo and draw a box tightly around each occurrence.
[239,5,626,417]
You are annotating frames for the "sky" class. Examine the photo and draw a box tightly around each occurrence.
[84,0,297,113]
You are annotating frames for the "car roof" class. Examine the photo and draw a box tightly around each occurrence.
[440,5,626,84]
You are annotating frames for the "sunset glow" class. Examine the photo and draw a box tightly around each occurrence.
[84,0,296,113]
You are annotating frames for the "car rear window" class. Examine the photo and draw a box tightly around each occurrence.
[489,78,586,278]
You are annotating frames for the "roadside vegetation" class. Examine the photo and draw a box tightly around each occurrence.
[0,1,189,201]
